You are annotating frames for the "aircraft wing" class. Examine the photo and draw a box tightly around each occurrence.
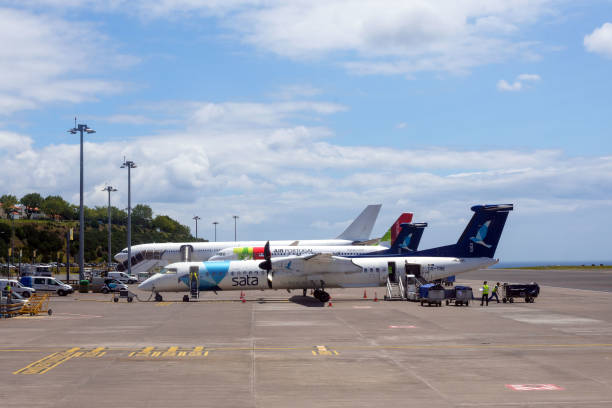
[269,253,361,275]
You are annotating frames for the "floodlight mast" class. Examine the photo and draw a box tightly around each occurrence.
[102,186,117,269]
[193,216,201,239]
[68,121,95,281]
[121,159,137,276]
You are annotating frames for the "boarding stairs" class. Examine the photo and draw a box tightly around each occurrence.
[385,277,406,300]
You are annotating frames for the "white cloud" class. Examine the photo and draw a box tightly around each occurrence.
[584,22,612,59]
[395,122,408,129]
[1,98,611,259]
[9,0,558,77]
[497,73,540,92]
[0,7,136,115]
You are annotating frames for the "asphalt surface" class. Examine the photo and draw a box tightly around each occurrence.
[1,269,612,407]
[464,268,612,292]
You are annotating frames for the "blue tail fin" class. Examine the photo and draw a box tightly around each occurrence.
[413,204,513,258]
[387,223,428,254]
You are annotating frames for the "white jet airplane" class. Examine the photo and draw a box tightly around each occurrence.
[138,204,512,303]
[114,204,382,274]
[207,214,425,261]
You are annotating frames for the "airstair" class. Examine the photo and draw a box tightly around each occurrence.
[385,276,406,300]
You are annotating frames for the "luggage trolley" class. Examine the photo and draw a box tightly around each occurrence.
[502,282,540,303]
[419,283,445,307]
[113,289,136,303]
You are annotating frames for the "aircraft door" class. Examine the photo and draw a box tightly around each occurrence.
[181,245,194,262]
[387,262,397,283]
[404,262,421,277]
[189,266,199,298]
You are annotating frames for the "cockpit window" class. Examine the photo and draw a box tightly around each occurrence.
[160,268,177,274]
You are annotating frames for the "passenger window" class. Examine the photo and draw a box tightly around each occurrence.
[49,280,59,286]
[34,278,45,285]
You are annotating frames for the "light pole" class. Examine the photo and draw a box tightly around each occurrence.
[192,216,201,239]
[102,186,117,269]
[232,215,239,242]
[212,221,218,242]
[68,120,95,281]
[121,159,136,276]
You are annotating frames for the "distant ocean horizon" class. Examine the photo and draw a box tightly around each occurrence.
[493,260,612,268]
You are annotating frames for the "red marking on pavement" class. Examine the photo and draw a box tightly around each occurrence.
[506,384,564,391]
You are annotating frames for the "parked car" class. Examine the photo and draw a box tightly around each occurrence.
[108,271,138,284]
[19,276,73,296]
[100,279,128,294]
[0,279,36,298]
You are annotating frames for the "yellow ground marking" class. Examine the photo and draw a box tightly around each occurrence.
[129,346,154,357]
[151,351,162,357]
[155,302,172,307]
[313,345,338,356]
[178,351,187,357]
[13,348,82,375]
[82,347,106,358]
[162,347,179,357]
[188,346,205,357]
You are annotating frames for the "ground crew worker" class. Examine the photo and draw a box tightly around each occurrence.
[489,282,501,303]
[480,281,489,306]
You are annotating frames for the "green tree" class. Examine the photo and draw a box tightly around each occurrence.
[20,193,44,218]
[0,194,18,218]
[41,195,71,220]
[132,204,153,227]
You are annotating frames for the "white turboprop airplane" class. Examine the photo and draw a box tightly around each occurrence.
[207,216,425,261]
[115,204,382,274]
[138,204,512,302]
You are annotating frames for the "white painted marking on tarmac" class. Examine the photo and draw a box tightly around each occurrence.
[353,306,372,309]
[257,320,333,326]
[506,384,564,391]
[508,314,600,325]
[389,325,417,329]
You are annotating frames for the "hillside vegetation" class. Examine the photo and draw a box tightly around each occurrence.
[0,193,202,263]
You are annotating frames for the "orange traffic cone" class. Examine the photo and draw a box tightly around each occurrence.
[363,290,368,299]
[374,292,378,302]
[328,301,333,307]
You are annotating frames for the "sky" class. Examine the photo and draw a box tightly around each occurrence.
[0,0,611,262]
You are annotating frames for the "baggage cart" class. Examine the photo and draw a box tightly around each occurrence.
[420,284,445,307]
[454,286,472,306]
[502,282,539,303]
[113,289,136,303]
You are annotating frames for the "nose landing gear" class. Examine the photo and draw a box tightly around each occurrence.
[154,292,163,302]
[313,289,330,303]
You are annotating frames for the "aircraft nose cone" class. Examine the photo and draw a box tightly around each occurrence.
[138,276,155,291]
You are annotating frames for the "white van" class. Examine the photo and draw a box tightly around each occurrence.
[0,279,36,298]
[20,276,73,296]
[108,272,137,284]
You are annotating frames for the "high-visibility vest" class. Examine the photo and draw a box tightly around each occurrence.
[492,285,498,293]
[482,284,489,295]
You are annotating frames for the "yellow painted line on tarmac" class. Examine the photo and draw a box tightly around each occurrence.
[313,345,338,356]
[82,347,106,358]
[155,302,173,307]
[13,348,82,375]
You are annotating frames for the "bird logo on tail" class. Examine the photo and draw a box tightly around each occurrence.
[470,220,492,248]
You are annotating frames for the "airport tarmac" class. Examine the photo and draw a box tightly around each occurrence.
[1,269,612,408]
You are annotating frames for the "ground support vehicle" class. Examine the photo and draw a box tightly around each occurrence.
[113,289,136,303]
[0,279,36,298]
[502,283,540,303]
[420,284,445,307]
[445,285,472,306]
[100,279,128,294]
[19,276,73,296]
[18,293,52,316]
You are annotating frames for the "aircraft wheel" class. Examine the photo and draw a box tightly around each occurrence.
[183,295,190,302]
[509,298,514,303]
[155,293,163,302]
[319,291,330,303]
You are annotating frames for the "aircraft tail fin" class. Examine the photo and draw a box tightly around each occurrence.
[336,204,382,242]
[387,223,428,254]
[379,213,414,247]
[414,204,513,258]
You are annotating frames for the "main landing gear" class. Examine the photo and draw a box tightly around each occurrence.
[313,289,330,303]
[155,293,163,302]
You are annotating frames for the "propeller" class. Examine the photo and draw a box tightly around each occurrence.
[258,241,273,288]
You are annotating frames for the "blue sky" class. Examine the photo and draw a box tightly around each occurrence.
[1,1,611,262]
